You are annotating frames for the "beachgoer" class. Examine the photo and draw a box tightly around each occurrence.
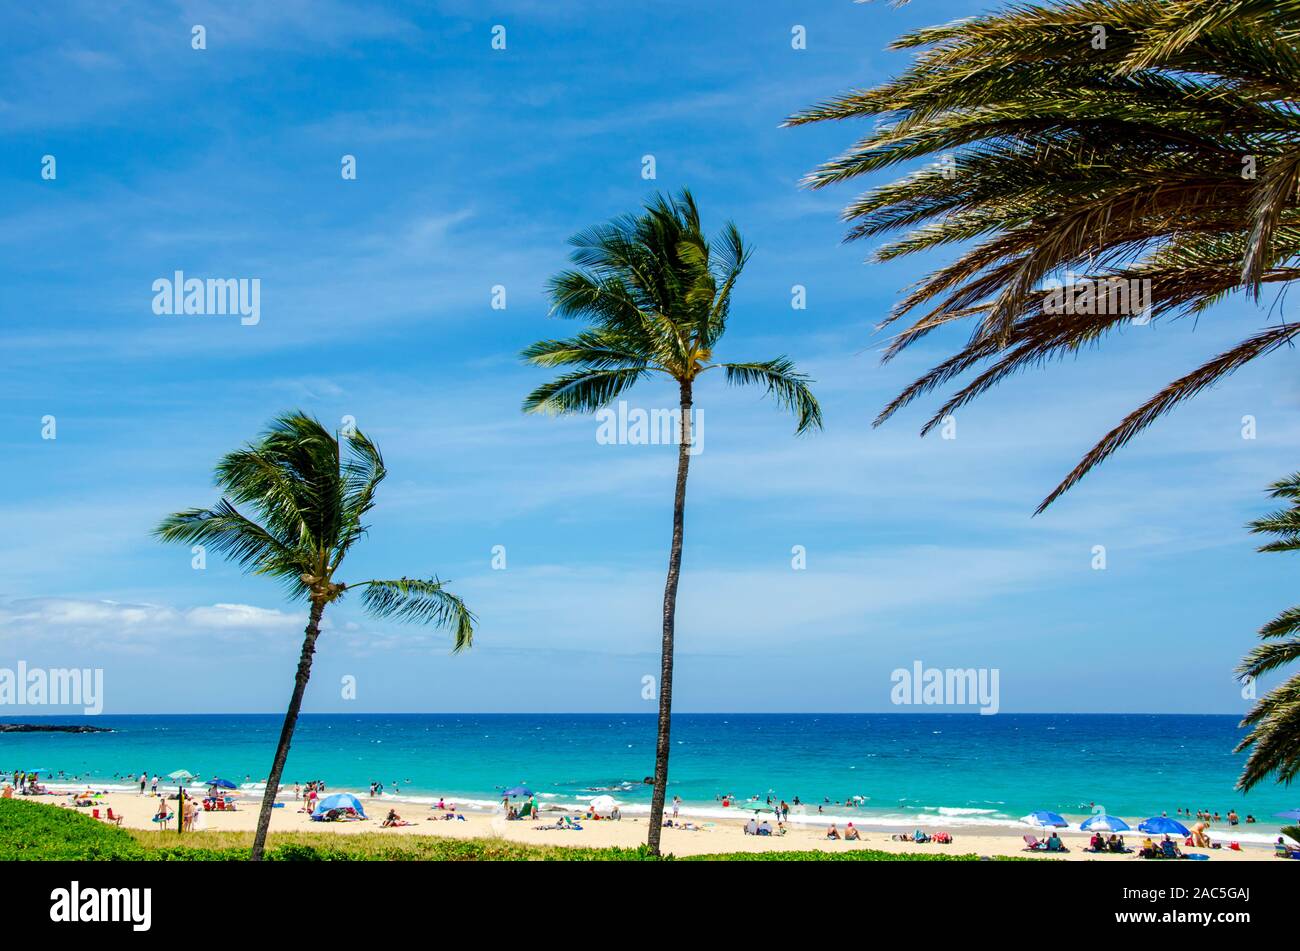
[845,823,861,841]
[826,824,840,839]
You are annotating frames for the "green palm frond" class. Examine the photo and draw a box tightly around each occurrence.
[1036,323,1300,513]
[522,366,650,415]
[792,0,1300,508]
[154,499,308,595]
[1236,469,1300,790]
[720,360,824,435]
[1236,674,1300,788]
[1258,606,1300,643]
[1239,635,1300,681]
[520,330,651,370]
[357,578,476,652]
[214,412,344,552]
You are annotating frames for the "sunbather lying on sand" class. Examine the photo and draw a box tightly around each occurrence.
[661,819,705,831]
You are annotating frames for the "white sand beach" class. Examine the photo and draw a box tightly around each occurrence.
[33,789,1281,861]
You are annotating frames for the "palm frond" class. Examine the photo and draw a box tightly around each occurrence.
[154,500,307,594]
[521,367,650,415]
[720,360,824,434]
[1037,323,1300,513]
[792,0,1300,509]
[357,578,476,652]
[520,330,652,370]
[1236,673,1300,788]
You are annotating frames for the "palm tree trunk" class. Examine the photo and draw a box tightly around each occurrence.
[249,598,325,862]
[646,381,693,856]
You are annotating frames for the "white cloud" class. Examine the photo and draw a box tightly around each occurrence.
[0,597,303,653]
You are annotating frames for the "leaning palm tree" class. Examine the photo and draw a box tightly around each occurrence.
[789,0,1300,512]
[155,412,475,861]
[1236,472,1300,791]
[522,190,821,855]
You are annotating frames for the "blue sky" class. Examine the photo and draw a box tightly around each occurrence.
[2,0,1297,715]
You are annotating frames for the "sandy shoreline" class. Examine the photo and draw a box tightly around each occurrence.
[26,788,1279,860]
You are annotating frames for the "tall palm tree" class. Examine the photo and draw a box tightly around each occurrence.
[155,412,475,861]
[521,190,821,855]
[789,0,1300,511]
[1237,472,1300,790]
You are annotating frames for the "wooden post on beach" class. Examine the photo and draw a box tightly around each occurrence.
[178,786,184,836]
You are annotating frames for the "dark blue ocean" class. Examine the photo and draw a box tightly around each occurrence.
[3,713,1294,838]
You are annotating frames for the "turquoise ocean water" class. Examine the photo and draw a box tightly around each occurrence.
[3,713,1295,840]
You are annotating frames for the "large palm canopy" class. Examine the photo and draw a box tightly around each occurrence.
[156,411,474,645]
[790,0,1300,511]
[522,189,821,432]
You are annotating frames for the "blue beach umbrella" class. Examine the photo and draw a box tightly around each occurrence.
[312,793,367,819]
[1081,814,1131,832]
[502,785,533,798]
[1275,809,1300,822]
[1138,816,1190,836]
[207,778,237,790]
[1023,810,1068,829]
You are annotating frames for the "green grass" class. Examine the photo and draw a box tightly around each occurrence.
[0,799,995,861]
[0,798,149,860]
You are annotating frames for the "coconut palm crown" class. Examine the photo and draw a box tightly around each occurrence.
[522,189,821,432]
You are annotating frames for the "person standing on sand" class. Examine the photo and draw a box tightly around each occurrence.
[139,772,147,795]
[151,775,158,796]
[672,795,681,819]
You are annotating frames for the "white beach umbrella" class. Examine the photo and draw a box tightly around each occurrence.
[589,795,618,814]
